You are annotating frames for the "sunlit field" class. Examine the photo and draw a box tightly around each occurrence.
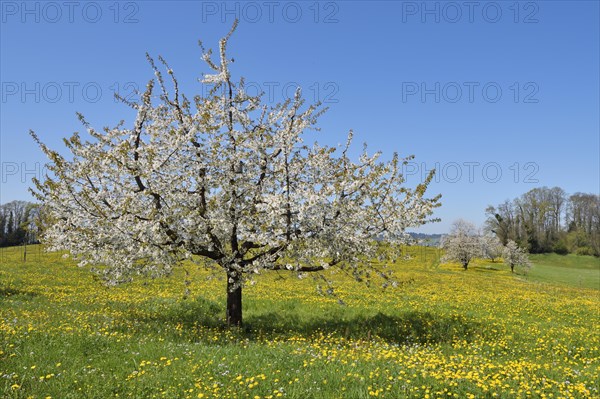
[1,245,598,399]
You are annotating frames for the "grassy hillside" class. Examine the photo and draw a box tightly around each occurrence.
[1,245,598,398]
[526,253,599,290]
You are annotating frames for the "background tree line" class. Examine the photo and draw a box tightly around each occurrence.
[486,187,600,256]
[0,201,40,247]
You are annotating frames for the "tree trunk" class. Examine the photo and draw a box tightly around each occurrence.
[226,271,242,327]
[511,265,515,273]
[462,262,468,270]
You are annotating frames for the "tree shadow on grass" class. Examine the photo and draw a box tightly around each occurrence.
[126,296,481,346]
[471,265,503,272]
[0,286,38,298]
[245,311,480,345]
[127,296,223,330]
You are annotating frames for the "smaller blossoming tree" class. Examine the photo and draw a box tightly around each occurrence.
[481,233,503,262]
[441,220,480,270]
[503,240,531,273]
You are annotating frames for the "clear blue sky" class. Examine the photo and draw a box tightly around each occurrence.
[1,1,598,233]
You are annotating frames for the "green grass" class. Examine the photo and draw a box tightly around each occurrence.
[0,245,598,399]
[527,253,600,289]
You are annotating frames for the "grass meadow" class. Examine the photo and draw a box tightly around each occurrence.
[1,245,598,399]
